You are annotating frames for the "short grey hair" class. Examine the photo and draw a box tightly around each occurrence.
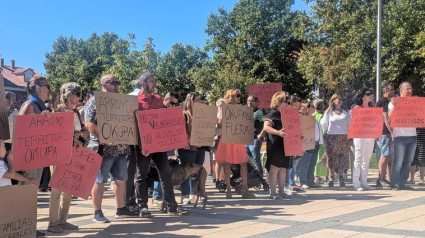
[313,98,325,111]
[138,73,155,87]
[60,82,81,103]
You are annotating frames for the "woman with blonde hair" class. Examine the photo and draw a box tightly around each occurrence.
[262,91,291,198]
[216,89,254,199]
[320,93,351,187]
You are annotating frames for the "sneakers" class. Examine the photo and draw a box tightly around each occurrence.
[36,230,46,237]
[301,184,309,189]
[379,179,391,187]
[182,195,191,205]
[407,179,415,184]
[93,210,110,223]
[391,186,401,191]
[354,186,364,191]
[47,225,64,233]
[168,207,188,216]
[60,222,78,230]
[115,208,139,219]
[401,185,415,190]
[139,208,152,218]
[418,179,425,185]
[362,185,375,190]
[328,179,334,187]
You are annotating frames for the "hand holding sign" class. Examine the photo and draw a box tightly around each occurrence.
[281,107,303,156]
[390,97,425,128]
[348,107,383,139]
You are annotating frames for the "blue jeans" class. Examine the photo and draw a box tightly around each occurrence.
[245,138,263,176]
[153,181,162,200]
[391,136,417,188]
[178,148,206,196]
[96,155,128,183]
[299,142,320,186]
[286,157,300,186]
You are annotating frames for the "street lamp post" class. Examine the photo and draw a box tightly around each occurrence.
[376,0,382,100]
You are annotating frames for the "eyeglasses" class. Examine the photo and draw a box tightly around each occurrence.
[107,81,121,86]
[235,94,241,98]
[170,101,178,106]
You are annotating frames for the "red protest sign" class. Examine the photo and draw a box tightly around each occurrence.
[136,107,188,154]
[50,146,103,199]
[390,97,425,128]
[281,107,303,156]
[248,83,282,108]
[12,112,74,171]
[348,107,383,139]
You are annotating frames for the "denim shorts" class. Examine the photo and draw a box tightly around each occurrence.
[377,134,393,157]
[95,155,128,183]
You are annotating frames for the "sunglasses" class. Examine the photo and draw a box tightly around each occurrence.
[365,92,373,96]
[235,94,241,98]
[170,101,178,106]
[107,81,121,86]
[73,92,81,97]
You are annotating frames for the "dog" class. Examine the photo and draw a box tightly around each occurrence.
[171,162,208,209]
[153,160,208,212]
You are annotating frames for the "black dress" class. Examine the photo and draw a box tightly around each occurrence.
[412,128,425,167]
[265,109,291,172]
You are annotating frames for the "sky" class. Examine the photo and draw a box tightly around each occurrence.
[0,0,310,74]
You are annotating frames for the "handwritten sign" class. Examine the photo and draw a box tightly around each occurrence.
[190,103,218,147]
[348,107,384,139]
[390,97,425,128]
[281,107,303,156]
[12,112,74,171]
[94,91,139,145]
[300,116,316,151]
[0,74,10,140]
[50,146,103,199]
[0,184,37,238]
[136,107,188,154]
[222,104,254,145]
[248,83,282,108]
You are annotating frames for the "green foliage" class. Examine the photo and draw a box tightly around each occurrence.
[297,0,425,99]
[192,0,309,103]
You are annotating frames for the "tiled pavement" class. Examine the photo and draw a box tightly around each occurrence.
[37,170,425,237]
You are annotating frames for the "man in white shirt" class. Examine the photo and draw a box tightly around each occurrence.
[388,82,417,190]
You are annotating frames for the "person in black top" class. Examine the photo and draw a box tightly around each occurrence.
[375,84,395,187]
[246,94,265,177]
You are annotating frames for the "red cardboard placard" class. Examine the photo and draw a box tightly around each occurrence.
[248,83,282,108]
[281,107,303,156]
[50,146,103,199]
[136,107,188,154]
[12,112,74,171]
[348,107,383,139]
[390,97,425,128]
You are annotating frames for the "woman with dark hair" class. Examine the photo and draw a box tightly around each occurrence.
[178,92,206,204]
[320,93,351,187]
[351,88,375,191]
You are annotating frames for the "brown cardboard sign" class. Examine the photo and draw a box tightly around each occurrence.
[221,104,254,145]
[300,116,316,151]
[190,103,218,147]
[0,184,37,238]
[94,91,139,145]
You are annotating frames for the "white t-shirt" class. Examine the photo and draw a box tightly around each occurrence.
[0,160,12,187]
[388,101,417,137]
[320,110,351,135]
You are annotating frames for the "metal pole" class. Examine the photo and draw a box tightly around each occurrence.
[376,0,382,100]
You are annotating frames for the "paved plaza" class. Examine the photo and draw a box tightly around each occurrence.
[37,170,425,238]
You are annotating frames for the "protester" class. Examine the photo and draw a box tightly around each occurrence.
[320,93,351,187]
[312,99,328,183]
[18,75,53,237]
[85,74,138,223]
[178,92,207,204]
[409,128,425,185]
[216,89,254,199]
[299,107,323,189]
[0,139,38,186]
[212,99,225,188]
[4,92,18,152]
[388,82,417,190]
[262,92,291,199]
[351,88,375,191]
[136,73,183,216]
[287,94,302,190]
[246,94,265,177]
[47,82,87,233]
[375,84,395,187]
[151,91,180,206]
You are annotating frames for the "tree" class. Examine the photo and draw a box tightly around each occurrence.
[297,0,425,100]
[156,43,207,99]
[192,0,308,103]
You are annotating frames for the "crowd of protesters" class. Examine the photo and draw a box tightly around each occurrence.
[1,72,424,237]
